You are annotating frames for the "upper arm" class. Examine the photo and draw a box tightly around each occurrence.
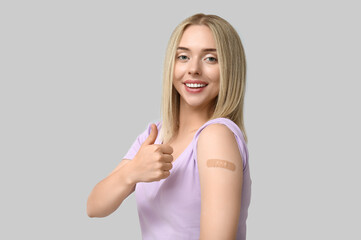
[197,124,243,240]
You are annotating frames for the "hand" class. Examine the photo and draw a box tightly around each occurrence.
[129,124,174,183]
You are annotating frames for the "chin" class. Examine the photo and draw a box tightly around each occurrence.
[184,98,210,108]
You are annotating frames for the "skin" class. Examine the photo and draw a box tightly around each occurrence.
[172,25,220,139]
[198,123,243,239]
[173,25,243,239]
[88,24,244,239]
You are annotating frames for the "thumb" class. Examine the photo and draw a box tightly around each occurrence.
[142,123,158,146]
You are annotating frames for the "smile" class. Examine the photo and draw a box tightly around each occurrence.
[184,83,208,93]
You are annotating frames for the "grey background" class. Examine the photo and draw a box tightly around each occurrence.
[1,0,360,239]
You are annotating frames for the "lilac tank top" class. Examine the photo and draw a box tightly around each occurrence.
[123,117,252,240]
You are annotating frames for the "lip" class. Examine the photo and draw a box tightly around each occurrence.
[184,83,208,93]
[183,80,208,85]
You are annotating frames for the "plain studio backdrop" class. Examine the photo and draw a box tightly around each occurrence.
[0,0,360,239]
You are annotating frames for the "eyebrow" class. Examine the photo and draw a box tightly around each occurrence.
[177,46,217,52]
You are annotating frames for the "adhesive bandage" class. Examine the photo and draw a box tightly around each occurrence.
[206,159,236,171]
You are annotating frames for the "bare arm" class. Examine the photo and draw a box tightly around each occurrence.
[86,159,136,218]
[197,124,243,240]
[87,123,173,218]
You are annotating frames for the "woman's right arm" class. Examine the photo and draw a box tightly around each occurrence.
[86,159,136,218]
[87,124,173,218]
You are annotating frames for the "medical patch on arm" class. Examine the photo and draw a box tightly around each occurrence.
[206,159,236,171]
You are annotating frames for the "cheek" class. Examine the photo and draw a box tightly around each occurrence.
[173,63,186,81]
[210,67,220,93]
[208,66,220,82]
[215,69,220,82]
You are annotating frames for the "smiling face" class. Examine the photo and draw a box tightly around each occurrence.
[173,25,220,111]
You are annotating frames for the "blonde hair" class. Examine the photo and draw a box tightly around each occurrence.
[159,13,248,144]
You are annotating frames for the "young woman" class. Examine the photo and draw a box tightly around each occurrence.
[87,13,251,240]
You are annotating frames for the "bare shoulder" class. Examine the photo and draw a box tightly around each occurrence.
[198,123,237,150]
[198,123,234,140]
[197,123,243,170]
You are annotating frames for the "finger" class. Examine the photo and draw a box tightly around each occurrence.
[161,162,173,171]
[142,124,158,146]
[160,144,173,155]
[162,170,170,179]
[162,154,174,163]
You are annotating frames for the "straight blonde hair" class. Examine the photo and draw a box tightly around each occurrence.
[159,13,248,144]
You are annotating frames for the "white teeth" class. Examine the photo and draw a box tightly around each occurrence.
[185,83,207,88]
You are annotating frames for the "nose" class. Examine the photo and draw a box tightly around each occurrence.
[188,58,201,76]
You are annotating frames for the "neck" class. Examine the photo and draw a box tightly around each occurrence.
[177,98,216,137]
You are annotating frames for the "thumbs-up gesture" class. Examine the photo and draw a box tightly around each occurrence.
[129,124,174,183]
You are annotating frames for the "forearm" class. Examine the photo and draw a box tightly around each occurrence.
[87,163,137,218]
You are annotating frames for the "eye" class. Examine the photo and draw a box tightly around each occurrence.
[205,56,218,63]
[177,55,189,61]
